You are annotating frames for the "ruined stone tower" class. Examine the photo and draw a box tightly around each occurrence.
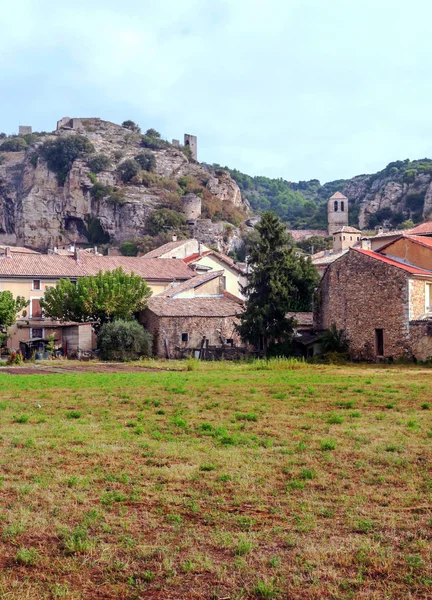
[184,134,197,160]
[182,192,202,225]
[328,191,348,235]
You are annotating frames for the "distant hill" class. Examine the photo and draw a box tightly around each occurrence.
[226,158,432,230]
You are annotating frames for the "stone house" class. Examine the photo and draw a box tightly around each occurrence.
[314,246,432,361]
[142,238,210,260]
[0,250,194,354]
[140,271,244,358]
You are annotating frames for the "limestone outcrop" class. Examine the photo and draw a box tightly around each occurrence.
[0,118,248,250]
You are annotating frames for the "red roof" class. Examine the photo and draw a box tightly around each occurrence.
[183,250,244,272]
[354,248,432,275]
[408,222,432,235]
[407,235,432,248]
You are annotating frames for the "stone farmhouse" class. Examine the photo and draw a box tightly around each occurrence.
[314,235,432,361]
[141,271,244,359]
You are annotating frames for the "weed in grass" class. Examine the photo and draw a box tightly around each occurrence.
[66,410,82,419]
[421,403,430,410]
[15,547,39,566]
[299,469,316,480]
[2,523,25,540]
[62,526,92,555]
[156,409,165,415]
[384,443,403,452]
[235,412,258,421]
[0,402,7,410]
[219,474,232,482]
[235,538,253,555]
[286,480,306,490]
[166,513,182,525]
[350,411,361,418]
[320,439,336,451]
[269,555,281,567]
[237,516,255,530]
[252,579,280,599]
[13,414,29,424]
[355,519,375,533]
[327,413,344,424]
[101,491,127,506]
[171,416,187,428]
[200,464,216,471]
[407,419,418,429]
[385,402,396,409]
[336,401,355,409]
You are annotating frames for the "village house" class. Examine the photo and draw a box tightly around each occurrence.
[314,243,432,361]
[143,237,246,299]
[141,271,245,359]
[0,249,194,356]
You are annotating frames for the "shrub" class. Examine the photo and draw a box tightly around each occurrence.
[1,137,27,152]
[87,153,111,173]
[90,182,108,200]
[134,151,156,172]
[119,241,138,256]
[146,209,187,236]
[122,120,141,133]
[98,319,152,361]
[141,135,167,150]
[39,135,94,185]
[117,159,140,183]
[145,128,161,138]
[108,187,126,205]
[0,154,6,165]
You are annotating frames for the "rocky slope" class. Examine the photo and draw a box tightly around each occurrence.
[0,118,248,251]
[230,158,432,231]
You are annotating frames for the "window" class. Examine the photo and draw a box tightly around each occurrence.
[333,236,336,241]
[426,283,432,312]
[341,201,345,212]
[31,328,43,339]
[226,338,234,346]
[375,329,384,356]
[334,201,338,211]
[222,276,226,290]
[343,236,345,241]
[350,236,352,241]
[33,279,41,290]
[181,332,189,342]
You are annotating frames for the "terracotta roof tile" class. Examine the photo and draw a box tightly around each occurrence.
[330,191,348,199]
[157,270,224,297]
[407,222,432,235]
[147,295,243,317]
[332,226,362,234]
[142,239,195,258]
[0,246,40,255]
[286,312,313,325]
[0,253,194,280]
[354,248,432,275]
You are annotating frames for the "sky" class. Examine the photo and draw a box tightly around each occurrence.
[1,0,432,183]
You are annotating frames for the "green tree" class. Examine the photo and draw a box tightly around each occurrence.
[87,153,111,173]
[90,182,109,200]
[134,151,156,171]
[145,128,161,138]
[1,137,28,152]
[98,319,152,361]
[146,209,187,236]
[117,159,140,183]
[0,291,28,347]
[319,324,348,354]
[237,212,319,355]
[39,135,94,184]
[41,268,152,331]
[120,241,138,256]
[122,120,141,133]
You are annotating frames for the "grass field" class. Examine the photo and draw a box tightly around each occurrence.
[0,360,431,599]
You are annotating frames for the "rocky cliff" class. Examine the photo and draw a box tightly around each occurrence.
[0,118,248,251]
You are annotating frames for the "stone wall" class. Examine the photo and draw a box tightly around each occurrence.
[314,249,411,360]
[142,310,242,358]
[409,278,427,320]
[409,321,432,361]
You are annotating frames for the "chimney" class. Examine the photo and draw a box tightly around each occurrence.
[94,246,98,255]
[198,242,202,256]
[376,226,384,235]
[172,234,177,242]
[361,238,371,250]
[5,246,11,259]
[74,247,81,262]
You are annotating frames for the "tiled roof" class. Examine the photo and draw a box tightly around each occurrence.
[0,246,40,255]
[407,222,432,235]
[312,249,348,265]
[330,191,348,199]
[353,248,432,275]
[407,235,432,248]
[184,250,244,272]
[332,226,362,234]
[142,239,194,258]
[286,312,313,326]
[157,270,224,298]
[147,295,243,317]
[0,253,194,280]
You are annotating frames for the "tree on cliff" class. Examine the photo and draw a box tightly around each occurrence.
[237,212,319,356]
[41,268,151,331]
[0,291,28,347]
[40,135,94,185]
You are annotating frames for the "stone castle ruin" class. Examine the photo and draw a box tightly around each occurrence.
[181,192,202,225]
[172,134,198,160]
[18,126,32,135]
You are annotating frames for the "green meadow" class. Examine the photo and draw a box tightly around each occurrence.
[0,360,431,599]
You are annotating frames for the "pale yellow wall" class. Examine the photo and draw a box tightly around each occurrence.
[160,240,209,259]
[332,233,361,252]
[191,255,245,298]
[175,277,222,298]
